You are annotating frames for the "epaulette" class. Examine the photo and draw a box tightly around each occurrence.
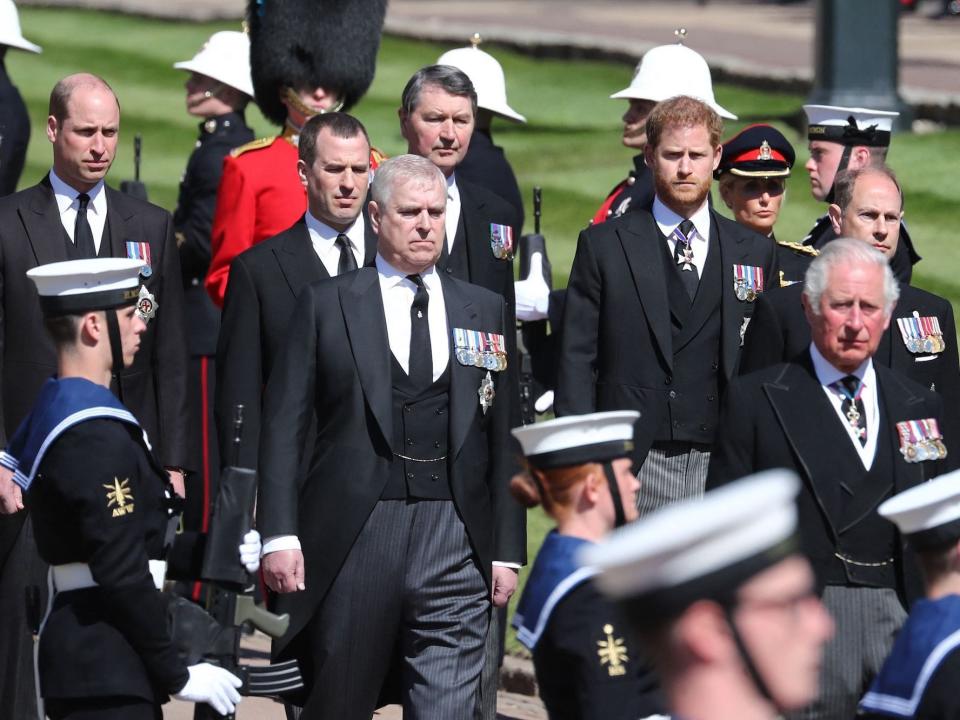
[230,136,275,158]
[777,239,820,257]
[370,146,388,169]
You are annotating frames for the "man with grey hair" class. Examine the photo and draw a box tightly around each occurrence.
[257,153,524,718]
[708,239,949,720]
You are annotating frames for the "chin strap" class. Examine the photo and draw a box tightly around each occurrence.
[722,605,778,709]
[824,144,854,204]
[602,461,627,528]
[105,309,125,403]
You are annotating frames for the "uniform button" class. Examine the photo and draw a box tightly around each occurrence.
[433,441,441,448]
[445,267,453,274]
[668,390,677,399]
[404,405,412,413]
[406,472,414,479]
[700,424,708,432]
[430,474,439,481]
[626,176,636,186]
[406,438,414,445]
[711,361,719,371]
[436,408,445,415]
[673,420,682,428]
[664,376,673,385]
[707,395,715,402]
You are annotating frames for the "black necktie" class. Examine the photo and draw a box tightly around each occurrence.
[74,193,97,259]
[407,274,432,387]
[672,218,699,300]
[335,233,358,275]
[835,375,867,447]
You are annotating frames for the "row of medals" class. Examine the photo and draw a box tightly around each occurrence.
[456,346,507,372]
[902,437,948,462]
[906,334,945,354]
[735,280,758,302]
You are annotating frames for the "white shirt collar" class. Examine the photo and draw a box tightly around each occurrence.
[304,211,364,248]
[446,172,459,202]
[652,196,711,240]
[49,169,106,216]
[375,254,441,292]
[809,342,873,389]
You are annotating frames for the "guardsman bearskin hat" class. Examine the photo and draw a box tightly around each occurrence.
[247,0,387,126]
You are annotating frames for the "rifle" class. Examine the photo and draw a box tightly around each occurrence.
[516,187,552,425]
[120,134,149,201]
[186,405,301,719]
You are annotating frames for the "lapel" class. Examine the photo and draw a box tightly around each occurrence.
[22,177,69,266]
[103,186,140,259]
[717,213,754,378]
[275,218,328,297]
[618,211,673,369]
[441,275,482,459]
[764,355,848,538]
[339,268,392,447]
[875,364,931,492]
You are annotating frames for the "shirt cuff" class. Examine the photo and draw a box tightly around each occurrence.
[492,561,522,569]
[261,535,301,557]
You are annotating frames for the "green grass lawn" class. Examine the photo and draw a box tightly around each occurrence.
[9,7,960,657]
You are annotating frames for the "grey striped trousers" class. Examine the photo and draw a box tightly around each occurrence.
[636,442,711,516]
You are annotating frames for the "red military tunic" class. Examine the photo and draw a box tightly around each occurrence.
[205,130,305,307]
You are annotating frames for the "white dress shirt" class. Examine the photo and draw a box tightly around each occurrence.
[49,170,107,254]
[376,255,449,381]
[444,173,461,254]
[653,196,711,276]
[810,343,880,469]
[305,211,365,276]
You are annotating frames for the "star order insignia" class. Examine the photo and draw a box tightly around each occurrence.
[677,246,695,271]
[597,623,628,676]
[104,477,135,517]
[136,286,159,323]
[478,371,495,415]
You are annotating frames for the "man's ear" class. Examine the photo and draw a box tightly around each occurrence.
[46,115,59,144]
[368,200,381,236]
[78,311,103,346]
[827,203,843,234]
[297,159,309,188]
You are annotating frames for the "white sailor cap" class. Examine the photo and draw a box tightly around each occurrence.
[581,469,800,625]
[879,470,960,550]
[610,41,736,120]
[438,35,526,123]
[27,258,144,316]
[803,104,899,147]
[512,411,639,469]
[174,30,254,98]
[0,0,41,54]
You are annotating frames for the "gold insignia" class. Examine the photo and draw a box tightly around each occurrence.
[597,623,628,676]
[758,140,772,161]
[776,239,820,257]
[104,477,135,517]
[230,136,274,158]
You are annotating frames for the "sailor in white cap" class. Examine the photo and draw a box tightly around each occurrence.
[172,30,255,555]
[593,29,736,226]
[0,258,256,719]
[584,470,834,720]
[859,470,960,720]
[438,34,526,227]
[800,104,921,284]
[0,0,41,196]
[510,411,666,719]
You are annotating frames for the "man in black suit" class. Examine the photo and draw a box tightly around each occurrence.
[256,155,525,718]
[216,112,375,469]
[0,72,188,720]
[708,239,948,720]
[556,94,778,516]
[740,165,960,442]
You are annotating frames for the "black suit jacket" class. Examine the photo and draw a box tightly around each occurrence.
[456,129,525,230]
[555,207,778,466]
[215,215,376,467]
[707,355,946,605]
[256,267,526,656]
[740,281,960,443]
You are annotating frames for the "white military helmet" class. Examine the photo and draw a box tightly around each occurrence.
[174,30,254,98]
[0,0,41,54]
[610,32,736,120]
[438,35,526,123]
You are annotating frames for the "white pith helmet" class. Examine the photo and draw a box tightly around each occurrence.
[610,29,736,120]
[438,34,526,123]
[174,30,254,98]
[0,0,41,54]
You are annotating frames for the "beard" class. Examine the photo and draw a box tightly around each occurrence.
[653,172,712,215]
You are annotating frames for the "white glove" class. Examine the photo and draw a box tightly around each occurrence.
[514,252,551,321]
[239,529,262,574]
[175,663,243,716]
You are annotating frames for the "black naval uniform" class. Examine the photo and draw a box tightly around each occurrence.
[3,378,192,719]
[0,54,31,197]
[457,127,525,231]
[174,111,253,539]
